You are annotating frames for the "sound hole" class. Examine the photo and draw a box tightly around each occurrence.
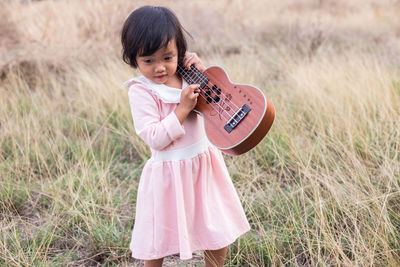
[210,85,220,95]
[204,85,222,104]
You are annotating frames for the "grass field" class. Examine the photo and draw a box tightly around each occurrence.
[1,0,400,266]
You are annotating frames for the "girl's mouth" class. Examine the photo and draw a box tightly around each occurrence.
[155,74,167,80]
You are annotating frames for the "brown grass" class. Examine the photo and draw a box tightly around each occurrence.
[1,0,400,266]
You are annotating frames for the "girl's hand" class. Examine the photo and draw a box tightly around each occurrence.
[174,84,200,124]
[182,52,206,72]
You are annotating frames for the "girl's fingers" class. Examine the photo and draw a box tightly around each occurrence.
[185,84,200,98]
[183,52,206,71]
[184,58,194,69]
[183,52,197,69]
[188,84,200,90]
[180,84,200,109]
[188,59,205,72]
[182,53,190,68]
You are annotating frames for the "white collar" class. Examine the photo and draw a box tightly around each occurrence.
[124,76,187,104]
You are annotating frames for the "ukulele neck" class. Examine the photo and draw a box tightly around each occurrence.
[176,64,209,89]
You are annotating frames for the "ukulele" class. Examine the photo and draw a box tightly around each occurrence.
[177,64,275,156]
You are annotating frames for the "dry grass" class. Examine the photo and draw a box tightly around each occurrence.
[1,0,400,266]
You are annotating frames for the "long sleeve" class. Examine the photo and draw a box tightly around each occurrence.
[128,84,185,151]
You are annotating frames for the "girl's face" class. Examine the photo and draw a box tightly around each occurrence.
[136,39,179,87]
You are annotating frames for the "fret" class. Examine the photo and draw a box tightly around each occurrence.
[177,64,209,89]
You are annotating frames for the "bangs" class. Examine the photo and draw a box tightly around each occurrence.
[138,16,176,57]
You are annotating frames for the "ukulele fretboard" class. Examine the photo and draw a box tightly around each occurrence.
[176,64,209,89]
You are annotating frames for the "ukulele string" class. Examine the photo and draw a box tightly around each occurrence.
[178,65,241,126]
[190,67,241,112]
[186,66,243,124]
[177,65,240,123]
[177,65,231,121]
[177,65,232,121]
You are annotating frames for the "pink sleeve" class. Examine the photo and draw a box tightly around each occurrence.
[128,84,185,151]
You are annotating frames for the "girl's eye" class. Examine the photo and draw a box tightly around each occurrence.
[164,57,172,61]
[144,59,152,63]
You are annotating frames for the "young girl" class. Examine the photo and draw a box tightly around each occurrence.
[121,6,250,267]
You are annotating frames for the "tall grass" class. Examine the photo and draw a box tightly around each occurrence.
[1,0,400,266]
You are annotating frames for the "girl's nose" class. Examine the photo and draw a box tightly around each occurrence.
[155,64,166,73]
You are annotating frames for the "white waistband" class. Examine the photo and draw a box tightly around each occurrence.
[152,138,211,162]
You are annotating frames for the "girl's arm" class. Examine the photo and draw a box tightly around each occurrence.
[174,52,204,124]
[129,84,185,151]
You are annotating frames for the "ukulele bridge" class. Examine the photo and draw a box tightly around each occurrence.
[224,104,251,133]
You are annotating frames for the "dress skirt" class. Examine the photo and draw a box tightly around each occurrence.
[129,140,250,260]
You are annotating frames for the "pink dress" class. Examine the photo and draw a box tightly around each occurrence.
[126,75,250,260]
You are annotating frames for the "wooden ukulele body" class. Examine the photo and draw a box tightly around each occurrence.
[183,66,275,156]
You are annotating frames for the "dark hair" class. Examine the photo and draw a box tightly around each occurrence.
[121,6,189,68]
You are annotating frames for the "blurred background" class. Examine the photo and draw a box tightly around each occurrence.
[1,0,400,266]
